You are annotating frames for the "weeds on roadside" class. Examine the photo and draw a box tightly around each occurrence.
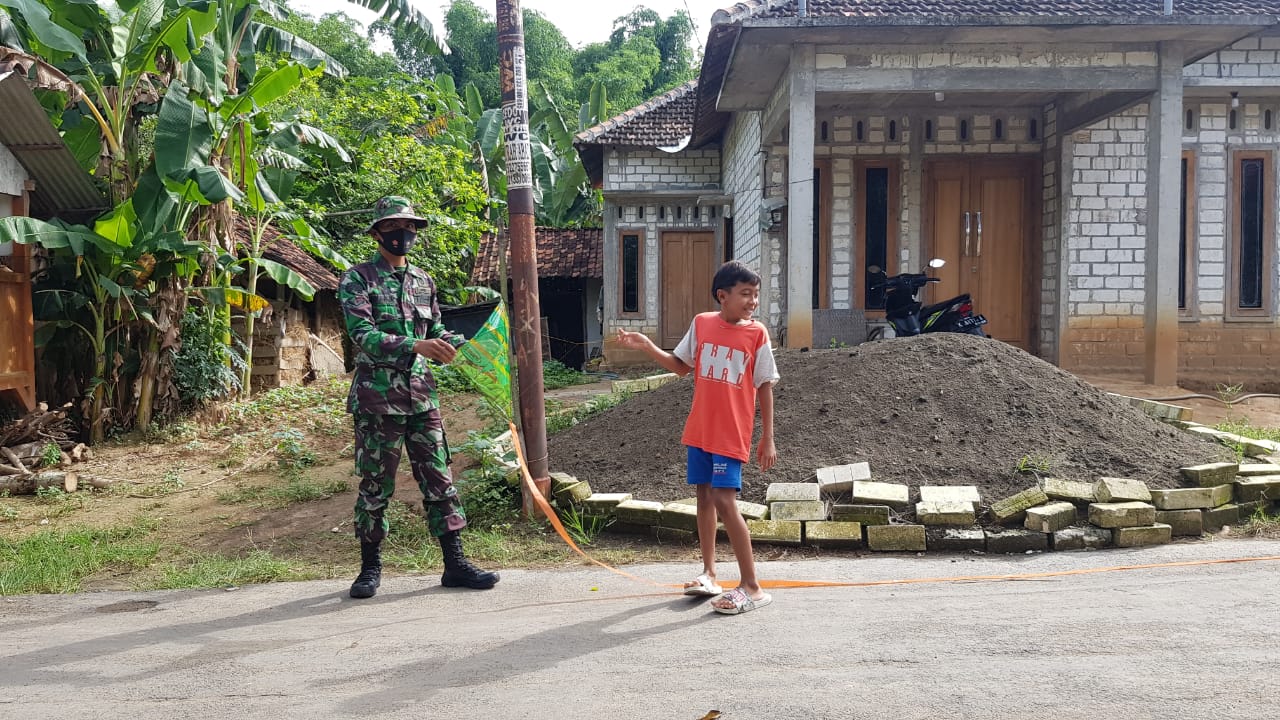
[154,550,314,589]
[456,432,521,528]
[558,505,612,545]
[125,468,186,498]
[543,360,592,390]
[1215,382,1245,404]
[1239,505,1280,538]
[0,521,160,594]
[217,475,349,508]
[0,504,18,521]
[33,486,87,516]
[546,391,632,435]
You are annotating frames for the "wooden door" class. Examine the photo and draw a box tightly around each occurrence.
[925,158,1036,350]
[0,206,35,412]
[660,231,716,348]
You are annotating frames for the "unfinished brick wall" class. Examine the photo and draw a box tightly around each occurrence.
[1065,319,1280,391]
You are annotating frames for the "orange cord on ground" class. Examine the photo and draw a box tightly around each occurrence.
[509,422,1280,592]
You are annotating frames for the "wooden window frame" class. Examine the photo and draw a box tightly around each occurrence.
[618,230,645,318]
[854,159,901,316]
[1180,150,1197,318]
[1228,150,1276,319]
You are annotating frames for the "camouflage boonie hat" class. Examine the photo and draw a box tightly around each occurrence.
[366,195,429,232]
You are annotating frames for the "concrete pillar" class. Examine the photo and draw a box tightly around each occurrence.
[1144,42,1183,386]
[787,44,816,348]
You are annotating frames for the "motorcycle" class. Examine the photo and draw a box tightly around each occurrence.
[865,259,988,340]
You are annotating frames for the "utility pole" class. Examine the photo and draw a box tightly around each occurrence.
[496,0,550,516]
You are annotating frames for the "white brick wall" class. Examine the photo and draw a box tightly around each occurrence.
[724,111,763,266]
[604,149,721,192]
[1041,102,1061,357]
[1184,100,1280,319]
[1066,105,1149,318]
[608,201,721,332]
[818,44,1142,72]
[1185,34,1280,80]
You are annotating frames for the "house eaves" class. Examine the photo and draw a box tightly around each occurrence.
[0,71,106,220]
[695,1,1280,129]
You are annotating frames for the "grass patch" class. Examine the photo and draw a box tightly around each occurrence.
[217,476,350,508]
[153,550,320,589]
[0,522,160,594]
[542,359,593,390]
[1212,420,1280,460]
[546,391,632,435]
[1239,506,1280,538]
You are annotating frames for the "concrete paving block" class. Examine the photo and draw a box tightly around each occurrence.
[553,481,592,506]
[804,521,863,548]
[926,526,986,552]
[1180,462,1240,488]
[985,527,1049,554]
[989,487,1050,524]
[581,493,632,515]
[1202,503,1240,531]
[770,500,828,521]
[1094,477,1152,502]
[1110,393,1192,422]
[831,504,891,525]
[919,485,981,509]
[614,499,663,526]
[1238,463,1280,477]
[852,480,910,508]
[765,482,821,503]
[1149,484,1233,510]
[746,519,802,545]
[816,462,871,494]
[916,501,976,526]
[735,501,770,520]
[660,502,700,532]
[1024,502,1077,533]
[549,472,579,495]
[1155,509,1204,537]
[1052,526,1113,551]
[1041,478,1097,503]
[1234,476,1280,503]
[1113,523,1172,547]
[645,373,679,390]
[1088,501,1157,528]
[611,378,650,394]
[866,524,927,552]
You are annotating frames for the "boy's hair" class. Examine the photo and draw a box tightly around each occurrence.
[711,261,761,302]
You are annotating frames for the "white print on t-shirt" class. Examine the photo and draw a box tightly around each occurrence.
[699,343,748,385]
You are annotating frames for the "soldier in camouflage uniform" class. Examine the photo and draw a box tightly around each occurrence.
[338,196,500,599]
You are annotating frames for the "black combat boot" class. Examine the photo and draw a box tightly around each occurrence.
[349,540,382,599]
[439,530,499,589]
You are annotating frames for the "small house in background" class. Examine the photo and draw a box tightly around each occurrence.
[230,219,344,391]
[0,69,106,412]
[471,227,604,370]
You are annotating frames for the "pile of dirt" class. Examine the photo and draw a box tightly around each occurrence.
[549,333,1232,506]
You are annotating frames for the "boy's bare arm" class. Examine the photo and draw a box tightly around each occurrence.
[757,381,777,471]
[613,330,692,376]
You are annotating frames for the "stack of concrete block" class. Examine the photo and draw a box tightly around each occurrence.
[917,486,980,526]
[843,479,920,551]
[815,462,871,495]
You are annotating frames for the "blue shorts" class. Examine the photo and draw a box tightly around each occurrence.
[686,446,744,491]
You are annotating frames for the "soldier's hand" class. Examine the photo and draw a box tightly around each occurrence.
[414,338,458,364]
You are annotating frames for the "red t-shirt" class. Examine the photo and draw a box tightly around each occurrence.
[673,312,780,462]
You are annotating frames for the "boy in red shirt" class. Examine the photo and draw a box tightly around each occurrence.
[615,261,779,614]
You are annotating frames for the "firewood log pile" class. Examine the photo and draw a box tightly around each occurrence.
[0,403,105,494]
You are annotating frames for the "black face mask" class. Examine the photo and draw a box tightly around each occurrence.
[378,228,417,256]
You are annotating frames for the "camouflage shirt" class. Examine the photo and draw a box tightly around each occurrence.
[338,255,465,415]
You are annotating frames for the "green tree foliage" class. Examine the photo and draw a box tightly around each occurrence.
[573,7,697,111]
[272,10,400,78]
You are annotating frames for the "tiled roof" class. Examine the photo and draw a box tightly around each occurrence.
[573,80,698,148]
[233,217,340,293]
[471,227,603,285]
[717,0,1280,19]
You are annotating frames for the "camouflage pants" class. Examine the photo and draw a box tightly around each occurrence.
[352,411,467,544]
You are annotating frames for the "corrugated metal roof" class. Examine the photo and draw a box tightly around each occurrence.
[0,71,106,219]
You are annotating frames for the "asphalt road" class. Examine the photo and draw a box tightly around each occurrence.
[3,539,1279,719]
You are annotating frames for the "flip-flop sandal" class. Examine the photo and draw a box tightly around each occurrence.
[710,588,773,615]
[683,573,723,597]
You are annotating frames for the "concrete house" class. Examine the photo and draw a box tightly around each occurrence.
[575,0,1280,390]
